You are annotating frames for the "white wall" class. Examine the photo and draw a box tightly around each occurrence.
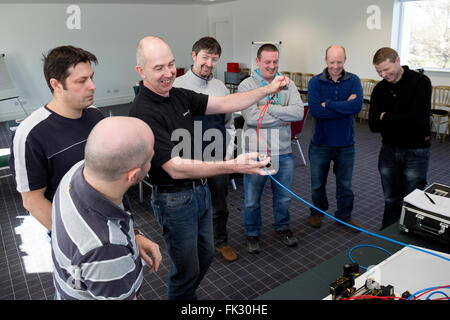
[0,3,209,121]
[424,71,450,86]
[1,1,448,122]
[208,0,450,86]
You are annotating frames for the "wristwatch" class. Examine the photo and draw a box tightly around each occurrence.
[134,227,145,237]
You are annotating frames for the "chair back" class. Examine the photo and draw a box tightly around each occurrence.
[301,73,314,91]
[432,86,450,111]
[360,79,377,100]
[291,105,310,139]
[291,72,302,89]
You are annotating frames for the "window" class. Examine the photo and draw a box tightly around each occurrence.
[394,0,450,71]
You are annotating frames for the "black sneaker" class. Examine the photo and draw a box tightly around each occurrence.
[274,229,298,247]
[246,236,261,254]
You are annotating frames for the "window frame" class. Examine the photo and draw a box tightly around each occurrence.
[392,0,450,73]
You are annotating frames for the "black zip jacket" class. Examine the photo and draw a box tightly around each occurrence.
[369,66,432,149]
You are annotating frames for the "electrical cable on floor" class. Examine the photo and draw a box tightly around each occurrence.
[265,170,450,263]
[255,77,450,264]
[265,169,450,300]
[348,245,392,270]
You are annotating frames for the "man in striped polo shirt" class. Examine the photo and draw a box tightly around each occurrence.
[9,45,104,234]
[52,116,161,300]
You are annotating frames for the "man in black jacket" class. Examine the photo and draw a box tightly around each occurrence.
[369,47,432,229]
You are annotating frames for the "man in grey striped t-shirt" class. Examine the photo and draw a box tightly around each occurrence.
[52,117,161,300]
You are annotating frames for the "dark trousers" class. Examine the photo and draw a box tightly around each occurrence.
[378,144,430,229]
[208,174,230,248]
[309,143,355,221]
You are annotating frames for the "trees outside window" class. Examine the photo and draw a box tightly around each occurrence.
[399,0,450,70]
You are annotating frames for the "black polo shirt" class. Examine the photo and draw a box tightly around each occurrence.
[129,81,208,186]
[9,105,104,201]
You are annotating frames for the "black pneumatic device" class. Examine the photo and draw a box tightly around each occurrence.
[329,263,359,300]
[258,154,273,171]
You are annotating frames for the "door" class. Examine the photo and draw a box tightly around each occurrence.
[209,17,233,83]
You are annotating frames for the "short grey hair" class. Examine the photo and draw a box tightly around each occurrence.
[85,126,151,181]
[136,39,146,68]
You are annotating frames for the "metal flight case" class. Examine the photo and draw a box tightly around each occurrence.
[399,183,450,245]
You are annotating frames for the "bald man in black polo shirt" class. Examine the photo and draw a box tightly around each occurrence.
[129,36,288,300]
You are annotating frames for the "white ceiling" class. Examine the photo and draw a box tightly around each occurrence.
[0,0,237,4]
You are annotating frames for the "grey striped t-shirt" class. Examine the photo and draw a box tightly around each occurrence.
[51,161,143,300]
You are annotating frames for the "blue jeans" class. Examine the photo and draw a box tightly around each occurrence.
[151,184,214,300]
[243,153,294,236]
[378,144,430,229]
[309,142,355,221]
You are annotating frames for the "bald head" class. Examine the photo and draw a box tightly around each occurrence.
[325,45,347,81]
[135,36,177,97]
[85,116,154,181]
[325,45,346,60]
[136,36,172,67]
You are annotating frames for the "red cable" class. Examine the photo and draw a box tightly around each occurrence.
[255,76,285,158]
[255,102,271,157]
[341,295,406,301]
[412,285,450,300]
[343,285,450,301]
